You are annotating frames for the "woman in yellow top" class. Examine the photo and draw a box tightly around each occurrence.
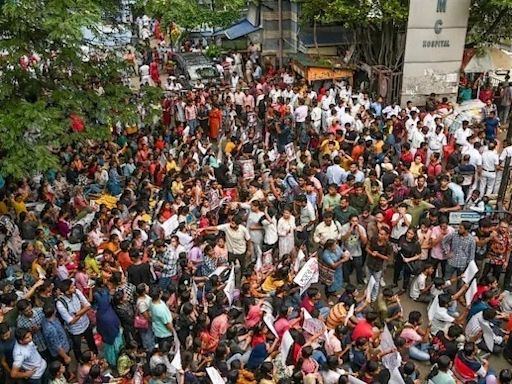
[319,135,340,157]
[31,254,48,280]
[410,154,424,178]
[171,175,184,196]
[10,194,27,216]
[84,252,101,277]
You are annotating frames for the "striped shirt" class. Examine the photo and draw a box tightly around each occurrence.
[442,232,476,269]
[56,290,90,336]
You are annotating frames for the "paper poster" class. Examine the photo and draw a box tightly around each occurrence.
[224,266,236,305]
[465,279,478,306]
[303,317,326,336]
[190,281,198,306]
[349,375,367,384]
[389,367,406,384]
[262,301,274,315]
[206,367,225,384]
[366,275,377,303]
[462,261,479,284]
[285,143,296,161]
[345,304,355,326]
[162,215,179,237]
[380,325,401,371]
[263,313,278,338]
[293,257,319,295]
[240,159,255,180]
[428,295,440,322]
[170,329,182,371]
[280,331,294,365]
[255,247,263,272]
[481,320,495,352]
[208,265,228,277]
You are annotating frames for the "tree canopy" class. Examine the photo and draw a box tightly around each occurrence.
[298,0,512,70]
[0,0,161,179]
[142,0,246,31]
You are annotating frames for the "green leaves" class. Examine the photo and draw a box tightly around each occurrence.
[0,0,162,179]
[144,0,246,31]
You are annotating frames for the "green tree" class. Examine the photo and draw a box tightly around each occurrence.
[0,0,162,179]
[143,0,246,31]
[467,0,512,47]
[299,0,409,70]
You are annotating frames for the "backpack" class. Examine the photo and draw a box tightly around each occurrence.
[68,224,84,244]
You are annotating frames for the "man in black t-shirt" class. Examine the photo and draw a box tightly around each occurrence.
[430,324,463,364]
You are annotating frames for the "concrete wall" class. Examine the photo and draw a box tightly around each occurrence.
[401,0,471,106]
[260,0,299,56]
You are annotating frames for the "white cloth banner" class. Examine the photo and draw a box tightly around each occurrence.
[349,375,367,384]
[293,257,319,295]
[462,260,479,284]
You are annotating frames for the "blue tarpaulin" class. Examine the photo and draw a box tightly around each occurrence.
[214,19,260,40]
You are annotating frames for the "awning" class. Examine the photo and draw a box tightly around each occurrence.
[463,47,512,73]
[298,26,354,48]
[214,19,261,40]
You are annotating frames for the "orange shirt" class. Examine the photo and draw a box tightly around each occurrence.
[117,251,133,272]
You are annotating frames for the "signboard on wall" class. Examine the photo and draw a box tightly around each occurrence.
[401,0,471,106]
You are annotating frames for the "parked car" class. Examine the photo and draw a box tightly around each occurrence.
[174,52,221,89]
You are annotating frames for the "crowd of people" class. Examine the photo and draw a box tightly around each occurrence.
[1,15,512,384]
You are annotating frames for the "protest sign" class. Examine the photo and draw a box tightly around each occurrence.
[462,260,478,284]
[293,257,319,294]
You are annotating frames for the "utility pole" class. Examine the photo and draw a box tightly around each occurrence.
[496,156,512,212]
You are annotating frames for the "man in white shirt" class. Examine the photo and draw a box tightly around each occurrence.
[493,139,512,193]
[423,111,437,133]
[454,120,473,147]
[410,263,434,302]
[11,328,47,382]
[480,141,499,195]
[428,125,447,160]
[340,107,355,127]
[431,293,456,334]
[310,100,322,132]
[293,98,308,130]
[313,212,342,246]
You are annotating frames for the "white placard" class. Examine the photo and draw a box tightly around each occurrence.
[206,367,225,384]
[280,331,294,365]
[465,279,478,306]
[224,266,236,305]
[349,375,367,384]
[481,320,495,352]
[293,257,319,295]
[380,325,401,371]
[209,265,228,277]
[366,275,377,303]
[190,281,198,306]
[162,215,179,237]
[294,249,306,273]
[263,313,278,338]
[428,294,440,322]
[462,260,478,284]
[285,143,296,161]
[389,366,406,384]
